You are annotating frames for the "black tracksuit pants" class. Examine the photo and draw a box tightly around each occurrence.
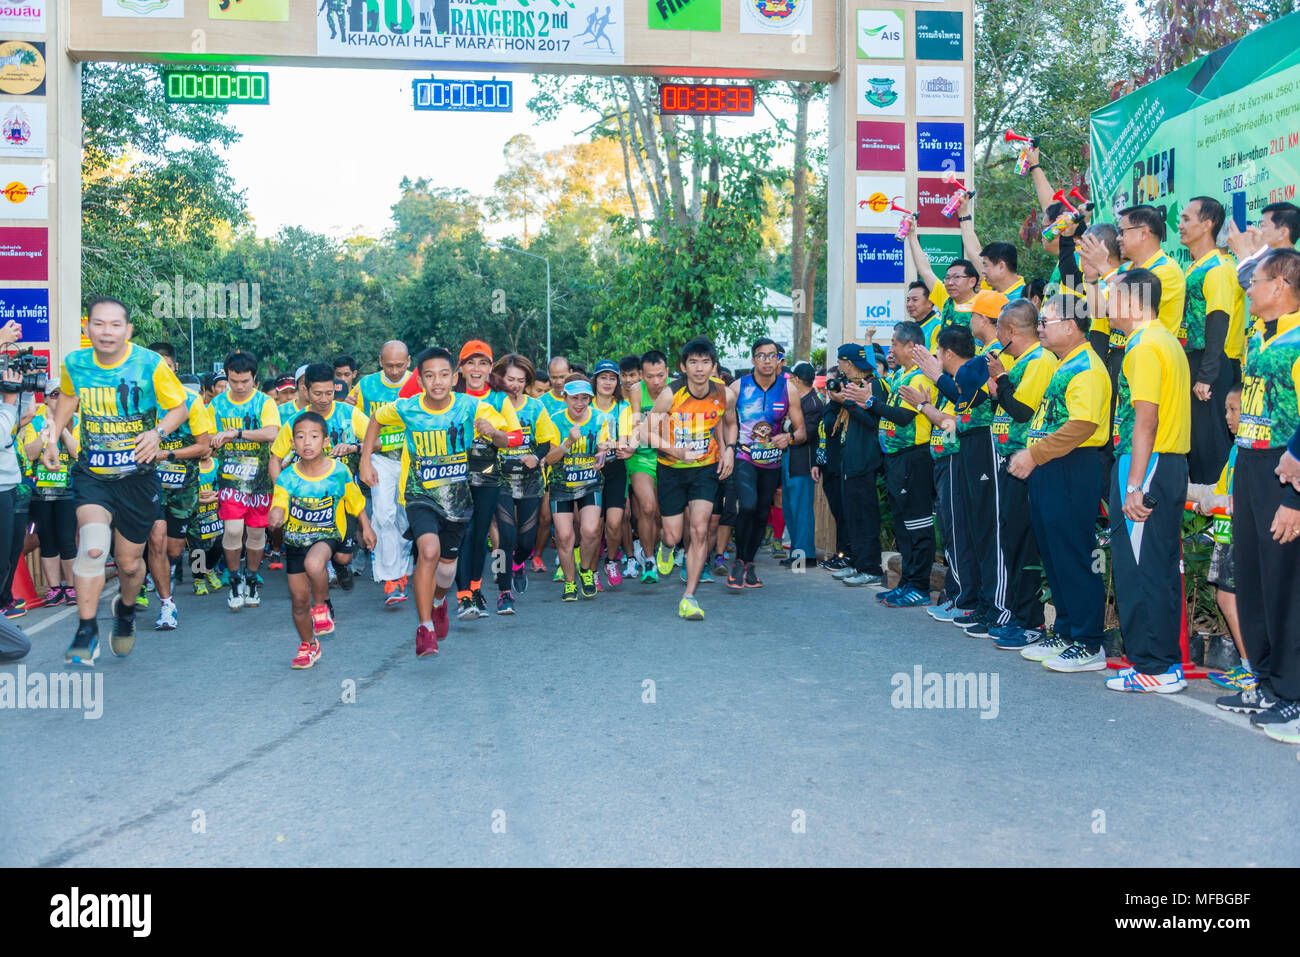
[823,469,848,557]
[997,454,1045,629]
[841,470,883,575]
[884,446,934,592]
[1187,349,1234,485]
[959,427,1009,624]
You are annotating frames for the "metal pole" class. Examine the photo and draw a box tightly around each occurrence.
[190,312,196,374]
[546,257,551,364]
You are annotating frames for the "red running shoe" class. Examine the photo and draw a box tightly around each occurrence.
[311,602,334,636]
[416,623,439,657]
[291,639,322,670]
[432,599,450,640]
[530,554,546,573]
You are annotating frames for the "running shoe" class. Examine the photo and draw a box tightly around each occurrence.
[744,563,762,588]
[553,565,566,583]
[431,600,450,640]
[292,638,322,669]
[415,624,438,658]
[1250,697,1300,729]
[992,627,1040,651]
[699,564,715,585]
[640,565,659,584]
[334,561,355,591]
[964,618,992,637]
[563,581,578,602]
[656,543,674,577]
[205,571,222,592]
[62,585,77,604]
[1105,664,1187,694]
[472,589,488,617]
[1,600,25,619]
[1020,633,1068,661]
[42,586,66,607]
[831,565,857,580]
[457,596,477,620]
[673,546,684,568]
[711,555,728,578]
[875,586,902,604]
[194,578,210,597]
[144,573,155,593]
[605,560,623,587]
[383,579,408,606]
[311,603,334,636]
[531,554,546,573]
[269,556,284,571]
[678,595,704,621]
[512,563,529,595]
[883,585,929,607]
[843,571,883,586]
[135,585,149,609]
[951,610,983,629]
[110,596,136,658]
[1208,666,1258,691]
[227,571,245,610]
[497,592,516,615]
[1041,642,1107,673]
[65,620,99,667]
[579,569,597,599]
[726,560,745,590]
[155,598,178,631]
[595,572,603,593]
[927,601,963,622]
[1215,684,1275,714]
[623,556,639,579]
[770,539,786,559]
[244,575,261,608]
[1262,713,1300,744]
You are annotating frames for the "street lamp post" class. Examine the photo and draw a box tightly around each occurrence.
[487,241,551,363]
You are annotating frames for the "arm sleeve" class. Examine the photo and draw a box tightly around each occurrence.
[1290,424,1300,460]
[994,375,1035,422]
[270,423,293,460]
[58,364,74,396]
[1029,419,1098,466]
[1057,233,1083,293]
[933,373,961,404]
[1197,310,1229,384]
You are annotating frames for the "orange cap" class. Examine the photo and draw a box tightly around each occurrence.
[459,339,493,365]
[970,290,1009,320]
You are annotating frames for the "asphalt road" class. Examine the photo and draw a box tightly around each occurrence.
[3,551,1297,867]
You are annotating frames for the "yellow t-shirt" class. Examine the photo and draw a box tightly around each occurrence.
[270,401,372,461]
[1027,342,1112,449]
[1120,250,1186,339]
[1114,320,1191,455]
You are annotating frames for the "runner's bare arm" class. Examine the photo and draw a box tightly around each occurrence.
[358,415,382,487]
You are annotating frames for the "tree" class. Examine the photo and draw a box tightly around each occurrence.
[486,134,547,245]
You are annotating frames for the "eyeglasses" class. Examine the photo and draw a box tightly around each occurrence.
[753,352,783,361]
[1037,318,1068,328]
[1248,274,1291,287]
[1115,225,1144,235]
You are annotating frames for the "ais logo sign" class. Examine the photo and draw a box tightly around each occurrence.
[856,9,904,59]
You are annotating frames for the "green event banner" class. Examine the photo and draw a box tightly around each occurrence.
[648,0,721,31]
[1089,10,1300,269]
[919,232,963,274]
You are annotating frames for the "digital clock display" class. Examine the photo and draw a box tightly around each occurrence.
[412,76,513,113]
[162,71,269,105]
[657,83,756,116]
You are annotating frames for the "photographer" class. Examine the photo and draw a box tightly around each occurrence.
[824,343,891,586]
[0,318,35,662]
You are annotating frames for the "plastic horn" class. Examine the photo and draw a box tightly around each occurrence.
[1004,129,1034,144]
[890,199,917,240]
[1041,189,1079,240]
[1006,129,1040,174]
[1068,186,1094,212]
[941,175,972,218]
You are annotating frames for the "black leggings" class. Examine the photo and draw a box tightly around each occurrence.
[29,497,76,560]
[456,482,501,592]
[733,459,782,563]
[495,495,540,592]
[0,491,23,607]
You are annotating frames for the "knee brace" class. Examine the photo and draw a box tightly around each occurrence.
[435,560,458,590]
[222,519,246,551]
[73,523,112,578]
[245,526,267,551]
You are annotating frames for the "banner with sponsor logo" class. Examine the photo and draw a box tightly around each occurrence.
[0,225,45,279]
[0,0,44,34]
[915,10,961,60]
[916,176,956,227]
[208,0,289,21]
[917,121,963,172]
[0,100,42,157]
[318,0,626,65]
[649,0,719,30]
[857,121,905,171]
[918,232,963,275]
[1089,8,1300,264]
[855,288,904,337]
[915,65,963,116]
[855,8,902,59]
[0,286,46,340]
[857,65,904,117]
[856,232,904,284]
[0,162,45,219]
[739,0,811,34]
[856,175,905,228]
[0,39,44,96]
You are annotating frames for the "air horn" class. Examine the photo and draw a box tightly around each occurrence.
[1005,129,1039,175]
[1040,189,1079,240]
[890,199,917,240]
[941,170,974,218]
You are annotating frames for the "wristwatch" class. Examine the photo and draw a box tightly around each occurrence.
[1125,484,1140,495]
[958,215,973,222]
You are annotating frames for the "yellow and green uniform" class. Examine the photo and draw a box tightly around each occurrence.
[271,400,370,472]
[189,459,223,546]
[549,408,612,501]
[157,386,214,492]
[209,388,282,495]
[919,309,944,352]
[58,342,189,479]
[928,395,959,460]
[929,284,976,329]
[272,459,365,551]
[1112,320,1191,454]
[499,395,560,499]
[1237,309,1300,450]
[955,338,1002,434]
[353,370,412,461]
[992,343,1056,456]
[23,411,79,499]
[657,381,728,469]
[1182,249,1243,353]
[463,388,520,486]
[1117,250,1185,341]
[371,392,507,520]
[1028,343,1112,448]
[878,365,936,454]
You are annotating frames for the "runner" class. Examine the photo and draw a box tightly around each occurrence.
[270,410,376,670]
[451,340,521,621]
[727,338,805,589]
[535,355,571,578]
[209,350,282,611]
[22,387,78,606]
[649,337,737,620]
[188,448,224,596]
[49,297,191,665]
[352,340,414,606]
[630,349,670,582]
[591,359,633,589]
[359,346,522,656]
[145,342,214,631]
[543,375,611,601]
[492,353,560,613]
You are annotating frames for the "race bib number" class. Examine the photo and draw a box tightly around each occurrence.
[675,433,711,455]
[158,466,187,488]
[87,445,138,476]
[379,429,405,452]
[417,455,468,488]
[563,457,598,486]
[288,501,336,529]
[34,464,70,488]
[221,457,259,483]
[748,444,781,465]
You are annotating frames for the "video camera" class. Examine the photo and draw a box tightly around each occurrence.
[0,347,48,394]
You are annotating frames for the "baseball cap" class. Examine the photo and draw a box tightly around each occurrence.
[971,290,1009,320]
[836,342,873,371]
[294,364,309,382]
[459,340,493,365]
[791,362,814,384]
[593,359,619,378]
[563,378,594,397]
[274,375,295,392]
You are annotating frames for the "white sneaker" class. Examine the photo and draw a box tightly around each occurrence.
[1042,641,1107,673]
[328,564,338,584]
[622,556,639,578]
[154,598,177,631]
[1020,634,1067,661]
[227,575,245,610]
[633,541,647,566]
[1105,665,1187,693]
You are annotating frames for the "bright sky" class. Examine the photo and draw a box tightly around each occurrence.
[222,66,819,241]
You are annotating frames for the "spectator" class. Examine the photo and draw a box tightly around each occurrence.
[824,344,888,586]
[781,362,823,568]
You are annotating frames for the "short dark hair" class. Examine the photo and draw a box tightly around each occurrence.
[1045,201,1068,222]
[1041,293,1090,334]
[945,258,980,281]
[260,377,276,394]
[304,362,335,387]
[981,241,1018,273]
[414,346,454,373]
[618,354,641,374]
[1189,196,1226,237]
[1112,268,1162,320]
[1025,278,1047,303]
[907,280,930,296]
[1226,381,1243,398]
[893,321,925,346]
[225,350,258,376]
[1000,298,1039,334]
[1257,247,1300,290]
[333,355,358,373]
[640,349,669,369]
[751,337,779,356]
[178,373,201,388]
[1262,202,1300,243]
[147,341,176,362]
[534,368,550,384]
[1085,222,1120,261]
[680,337,717,364]
[570,362,587,375]
[1119,204,1166,242]
[85,295,129,322]
[937,324,976,359]
[292,410,328,436]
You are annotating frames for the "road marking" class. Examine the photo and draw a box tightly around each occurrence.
[23,582,121,636]
[1162,688,1257,733]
